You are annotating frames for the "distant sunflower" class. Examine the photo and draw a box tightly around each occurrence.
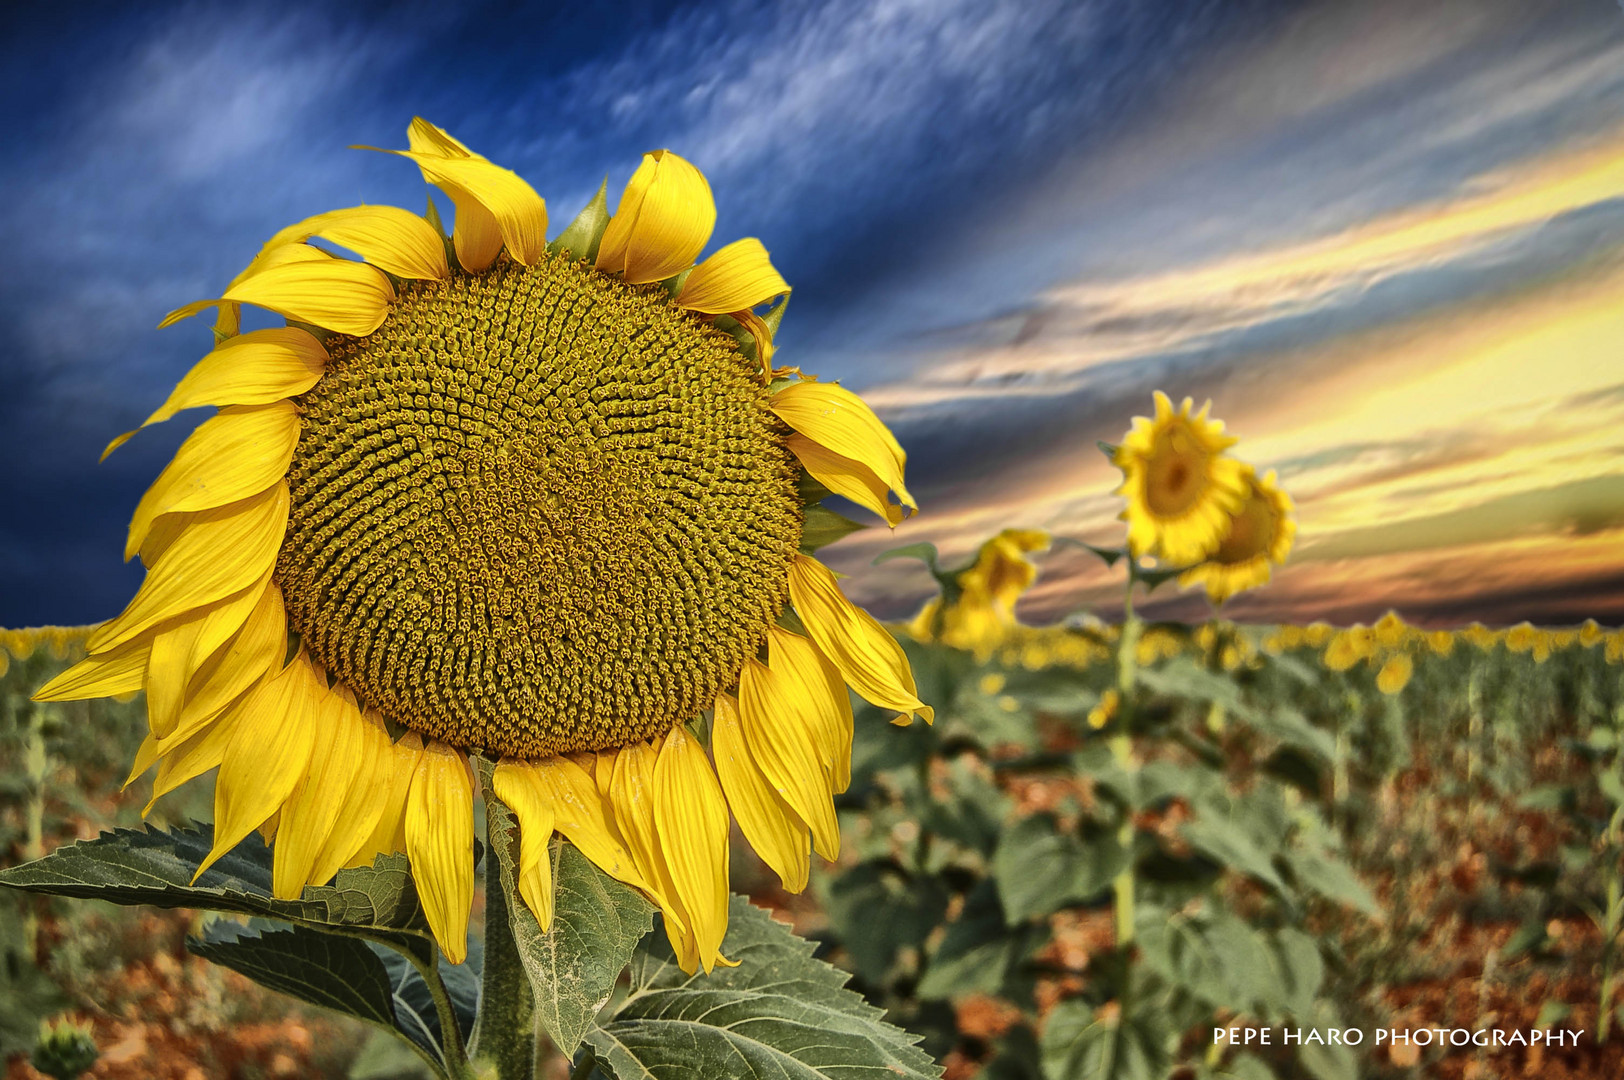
[908,528,1049,654]
[1114,392,1248,564]
[1178,468,1295,604]
[36,119,931,974]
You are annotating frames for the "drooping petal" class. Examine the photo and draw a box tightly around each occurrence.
[607,742,698,970]
[142,699,246,815]
[786,433,908,528]
[157,246,348,333]
[33,637,150,702]
[195,654,322,878]
[344,729,424,870]
[766,627,841,784]
[771,381,912,513]
[491,762,559,932]
[272,682,370,898]
[711,692,809,892]
[530,755,648,891]
[596,150,715,285]
[126,403,300,561]
[308,706,395,886]
[405,739,475,964]
[89,483,290,655]
[137,327,328,430]
[652,726,731,973]
[161,579,288,752]
[144,615,209,739]
[788,554,933,725]
[675,238,789,314]
[737,657,840,861]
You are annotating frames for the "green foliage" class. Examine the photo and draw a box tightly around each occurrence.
[30,1016,98,1080]
[582,896,941,1080]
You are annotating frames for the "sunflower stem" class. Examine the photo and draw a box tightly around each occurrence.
[405,943,478,1080]
[1110,577,1141,951]
[469,759,538,1080]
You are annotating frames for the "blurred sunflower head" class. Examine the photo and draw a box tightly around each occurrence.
[1113,391,1248,564]
[1177,468,1295,605]
[909,528,1049,654]
[37,119,931,974]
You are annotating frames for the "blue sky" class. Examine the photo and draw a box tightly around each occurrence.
[4,0,1624,628]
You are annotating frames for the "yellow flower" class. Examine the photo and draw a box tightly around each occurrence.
[1177,469,1295,605]
[921,529,1049,656]
[1579,620,1603,648]
[1087,688,1120,730]
[1373,612,1407,648]
[1113,392,1248,564]
[1376,653,1413,695]
[37,120,929,975]
[1426,630,1455,657]
[1322,627,1373,672]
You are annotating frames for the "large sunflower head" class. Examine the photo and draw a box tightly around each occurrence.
[1177,468,1295,605]
[37,119,931,975]
[1113,391,1248,564]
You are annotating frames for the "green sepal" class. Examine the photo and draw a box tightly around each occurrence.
[424,194,448,240]
[548,178,609,262]
[801,504,867,553]
[761,293,790,337]
[1097,440,1121,459]
[798,471,834,506]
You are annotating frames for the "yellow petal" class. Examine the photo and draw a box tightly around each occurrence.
[162,580,288,750]
[223,259,395,337]
[653,726,731,972]
[405,739,475,964]
[737,657,840,861]
[607,742,697,965]
[789,554,933,725]
[345,728,424,869]
[144,615,209,739]
[140,327,328,430]
[157,247,334,331]
[711,692,809,892]
[771,381,913,512]
[383,119,547,270]
[531,756,648,891]
[272,682,372,898]
[308,705,394,886]
[786,434,908,528]
[766,627,842,784]
[33,638,149,701]
[675,238,789,314]
[491,762,558,932]
[126,403,300,561]
[195,653,322,878]
[89,483,290,655]
[142,699,245,815]
[597,150,715,285]
[251,205,449,281]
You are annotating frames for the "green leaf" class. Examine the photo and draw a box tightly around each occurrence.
[798,471,834,506]
[992,814,1125,924]
[917,881,1038,1002]
[1181,817,1288,896]
[1268,928,1325,1019]
[1051,536,1123,568]
[549,178,610,261]
[1040,999,1166,1080]
[801,504,867,553]
[0,824,432,945]
[586,896,940,1080]
[1136,909,1279,1014]
[481,786,655,1057]
[821,859,950,983]
[1286,848,1379,918]
[874,541,944,573]
[373,940,479,1060]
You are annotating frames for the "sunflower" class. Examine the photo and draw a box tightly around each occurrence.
[34,119,932,975]
[1177,468,1295,605]
[1113,391,1248,565]
[908,528,1049,655]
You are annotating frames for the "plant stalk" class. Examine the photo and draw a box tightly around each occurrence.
[469,760,538,1080]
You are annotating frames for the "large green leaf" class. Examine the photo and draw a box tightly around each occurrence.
[0,824,432,944]
[188,919,474,1078]
[481,786,655,1056]
[821,858,950,984]
[800,505,867,553]
[585,896,941,1080]
[916,880,1039,1002]
[1283,848,1379,918]
[1040,999,1167,1080]
[993,814,1125,924]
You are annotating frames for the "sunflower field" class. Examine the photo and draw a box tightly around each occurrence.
[2,121,1622,1080]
